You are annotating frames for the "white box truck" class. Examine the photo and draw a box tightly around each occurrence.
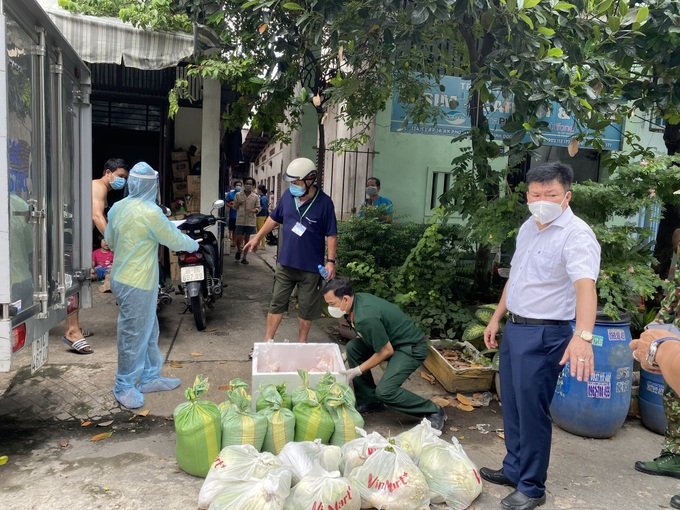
[0,0,92,387]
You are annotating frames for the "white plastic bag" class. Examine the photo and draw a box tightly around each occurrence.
[418,436,482,509]
[277,439,343,485]
[340,429,390,478]
[395,418,442,464]
[284,471,360,510]
[208,467,292,510]
[198,444,281,509]
[348,444,430,510]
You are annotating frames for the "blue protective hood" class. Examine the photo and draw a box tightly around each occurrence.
[127,162,159,203]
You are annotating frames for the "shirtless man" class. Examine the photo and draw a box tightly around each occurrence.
[61,158,128,355]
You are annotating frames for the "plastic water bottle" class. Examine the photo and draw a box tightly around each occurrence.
[318,264,329,280]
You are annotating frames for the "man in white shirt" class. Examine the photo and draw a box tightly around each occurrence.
[481,162,601,510]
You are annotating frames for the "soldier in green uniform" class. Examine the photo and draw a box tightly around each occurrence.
[635,229,680,510]
[322,276,448,431]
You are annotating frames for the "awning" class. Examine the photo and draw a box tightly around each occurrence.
[36,0,195,70]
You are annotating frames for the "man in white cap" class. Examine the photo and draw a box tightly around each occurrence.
[244,157,337,343]
[105,162,199,409]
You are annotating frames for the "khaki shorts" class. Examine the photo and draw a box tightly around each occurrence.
[269,263,323,320]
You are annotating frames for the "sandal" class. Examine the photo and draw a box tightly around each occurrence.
[80,328,94,338]
[62,336,94,355]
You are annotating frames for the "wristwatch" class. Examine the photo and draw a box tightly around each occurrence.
[573,330,593,342]
[326,259,336,264]
[646,337,679,368]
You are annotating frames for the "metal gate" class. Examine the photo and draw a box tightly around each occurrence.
[322,148,379,220]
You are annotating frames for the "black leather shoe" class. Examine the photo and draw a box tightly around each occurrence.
[479,467,517,487]
[671,494,680,509]
[355,402,384,414]
[501,490,546,510]
[425,408,448,431]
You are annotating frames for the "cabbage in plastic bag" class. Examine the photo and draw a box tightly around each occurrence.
[340,429,390,478]
[418,436,482,509]
[278,439,343,485]
[198,444,281,509]
[349,444,430,510]
[208,467,292,510]
[284,471,360,510]
[395,418,442,464]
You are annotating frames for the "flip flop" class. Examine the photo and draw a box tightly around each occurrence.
[80,328,94,338]
[62,336,94,355]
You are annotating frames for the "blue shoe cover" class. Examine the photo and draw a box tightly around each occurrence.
[113,387,144,409]
[138,377,181,393]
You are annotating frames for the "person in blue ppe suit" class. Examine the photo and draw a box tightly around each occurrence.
[105,162,199,409]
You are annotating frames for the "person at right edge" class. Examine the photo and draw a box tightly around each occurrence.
[105,162,198,409]
[633,228,680,508]
[481,162,601,510]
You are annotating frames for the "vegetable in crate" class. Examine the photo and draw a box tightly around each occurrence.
[258,385,296,454]
[198,444,281,509]
[219,386,267,450]
[174,375,222,477]
[284,471,360,510]
[256,383,293,411]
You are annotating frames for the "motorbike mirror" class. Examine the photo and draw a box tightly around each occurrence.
[161,205,172,217]
[212,199,225,210]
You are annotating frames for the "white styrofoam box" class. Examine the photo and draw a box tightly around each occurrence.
[251,341,348,407]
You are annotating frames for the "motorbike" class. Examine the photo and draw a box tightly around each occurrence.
[176,199,227,330]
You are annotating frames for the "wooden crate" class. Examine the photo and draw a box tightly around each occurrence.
[423,344,494,393]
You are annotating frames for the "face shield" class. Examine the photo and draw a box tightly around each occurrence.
[126,162,160,204]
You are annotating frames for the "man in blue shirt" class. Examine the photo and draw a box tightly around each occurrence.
[480,162,601,510]
[225,179,242,248]
[244,158,337,343]
[360,177,393,223]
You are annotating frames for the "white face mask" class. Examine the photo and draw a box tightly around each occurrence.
[327,305,346,318]
[528,194,567,225]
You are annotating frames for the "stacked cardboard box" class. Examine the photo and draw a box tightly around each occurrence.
[167,214,186,281]
[171,151,190,206]
[186,175,201,213]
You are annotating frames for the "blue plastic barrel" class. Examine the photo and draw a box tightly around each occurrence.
[639,369,667,435]
[550,310,633,438]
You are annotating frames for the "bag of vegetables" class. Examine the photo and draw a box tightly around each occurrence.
[395,418,442,464]
[220,386,267,451]
[174,375,222,478]
[292,383,334,443]
[291,369,317,407]
[348,443,430,510]
[417,436,482,509]
[284,471,360,510]
[258,385,296,454]
[208,466,292,510]
[198,444,281,509]
[340,429,391,478]
[278,439,343,485]
[319,375,363,446]
[256,383,293,411]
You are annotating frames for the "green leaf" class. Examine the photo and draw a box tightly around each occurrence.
[522,0,541,8]
[282,2,305,10]
[597,0,613,15]
[546,47,564,58]
[475,308,495,324]
[635,5,649,24]
[553,2,575,11]
[462,324,486,342]
[537,27,555,36]
[518,13,534,29]
[579,98,592,110]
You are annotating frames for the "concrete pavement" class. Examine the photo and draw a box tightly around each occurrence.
[0,241,678,509]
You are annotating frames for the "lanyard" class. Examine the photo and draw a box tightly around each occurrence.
[294,188,320,220]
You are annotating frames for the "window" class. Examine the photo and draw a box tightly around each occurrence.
[649,110,667,133]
